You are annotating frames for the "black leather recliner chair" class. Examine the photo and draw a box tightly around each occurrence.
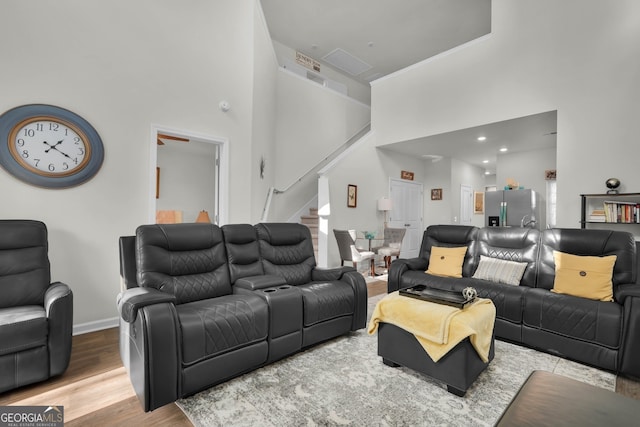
[0,220,73,393]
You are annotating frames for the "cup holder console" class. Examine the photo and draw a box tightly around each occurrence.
[262,285,292,293]
[257,283,303,361]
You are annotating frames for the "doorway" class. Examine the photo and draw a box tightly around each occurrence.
[389,178,423,258]
[460,184,473,225]
[149,126,229,225]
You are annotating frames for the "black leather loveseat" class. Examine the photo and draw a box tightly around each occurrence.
[388,225,640,379]
[117,222,367,412]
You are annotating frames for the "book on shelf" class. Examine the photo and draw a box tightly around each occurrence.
[602,201,640,223]
[589,208,606,222]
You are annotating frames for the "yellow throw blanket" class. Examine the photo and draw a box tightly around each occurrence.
[368,291,496,363]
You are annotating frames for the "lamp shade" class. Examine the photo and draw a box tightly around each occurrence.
[196,210,211,223]
[377,197,392,211]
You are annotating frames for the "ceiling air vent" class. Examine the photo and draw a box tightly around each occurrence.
[322,48,372,76]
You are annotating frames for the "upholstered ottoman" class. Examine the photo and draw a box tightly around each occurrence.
[378,323,495,396]
[370,292,496,396]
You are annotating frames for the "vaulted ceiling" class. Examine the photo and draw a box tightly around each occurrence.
[260,0,492,84]
[260,1,556,172]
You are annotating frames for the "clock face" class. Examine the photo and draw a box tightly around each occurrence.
[0,104,104,188]
[9,117,91,177]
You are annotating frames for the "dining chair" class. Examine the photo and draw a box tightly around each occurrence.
[333,229,376,276]
[373,227,407,269]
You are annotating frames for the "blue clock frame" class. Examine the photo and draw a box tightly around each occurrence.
[0,104,104,188]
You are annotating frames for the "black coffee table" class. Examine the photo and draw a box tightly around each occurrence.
[496,370,640,426]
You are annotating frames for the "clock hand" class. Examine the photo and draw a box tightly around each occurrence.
[43,140,63,153]
[42,140,72,158]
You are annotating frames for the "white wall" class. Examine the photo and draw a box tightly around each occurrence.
[423,158,453,226]
[0,0,273,330]
[251,4,279,221]
[272,41,372,105]
[371,0,640,230]
[269,69,371,221]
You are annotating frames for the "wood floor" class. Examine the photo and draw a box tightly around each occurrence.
[1,279,638,426]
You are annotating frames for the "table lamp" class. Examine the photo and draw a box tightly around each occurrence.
[377,197,392,228]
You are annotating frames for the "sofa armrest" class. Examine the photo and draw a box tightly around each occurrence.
[44,282,73,377]
[118,287,180,412]
[234,275,287,291]
[618,288,640,377]
[312,266,356,282]
[615,283,640,304]
[117,287,176,323]
[388,258,428,293]
[338,270,368,330]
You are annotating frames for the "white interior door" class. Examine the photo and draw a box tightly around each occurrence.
[389,178,423,258]
[460,184,473,225]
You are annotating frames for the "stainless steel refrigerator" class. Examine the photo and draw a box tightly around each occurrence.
[485,189,539,229]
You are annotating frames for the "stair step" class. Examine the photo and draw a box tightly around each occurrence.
[302,208,319,259]
[300,215,318,224]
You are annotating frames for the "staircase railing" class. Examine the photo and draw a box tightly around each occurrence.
[260,122,370,222]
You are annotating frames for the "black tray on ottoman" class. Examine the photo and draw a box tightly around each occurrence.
[399,285,476,309]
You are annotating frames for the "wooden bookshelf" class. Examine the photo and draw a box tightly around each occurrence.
[580,193,640,228]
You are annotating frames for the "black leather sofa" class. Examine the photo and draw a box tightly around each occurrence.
[388,225,640,378]
[117,222,367,412]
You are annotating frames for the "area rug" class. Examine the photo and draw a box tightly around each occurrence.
[177,296,616,426]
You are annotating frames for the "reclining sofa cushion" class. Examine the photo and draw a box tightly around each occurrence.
[0,306,47,356]
[136,223,232,304]
[177,294,269,365]
[523,288,622,350]
[221,224,264,284]
[476,227,540,287]
[255,223,316,286]
[0,220,51,308]
[298,282,355,326]
[420,225,478,277]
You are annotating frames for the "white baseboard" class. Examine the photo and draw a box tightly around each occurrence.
[73,316,119,336]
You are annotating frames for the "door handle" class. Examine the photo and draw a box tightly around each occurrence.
[404,224,410,227]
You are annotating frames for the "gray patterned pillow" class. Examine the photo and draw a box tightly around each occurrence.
[472,255,527,286]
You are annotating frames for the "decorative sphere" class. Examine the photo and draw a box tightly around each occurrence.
[462,287,477,301]
[606,178,620,190]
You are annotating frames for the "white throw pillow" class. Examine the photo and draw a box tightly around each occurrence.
[472,255,527,286]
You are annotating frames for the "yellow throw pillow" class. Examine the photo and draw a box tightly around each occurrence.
[551,251,617,302]
[426,246,468,278]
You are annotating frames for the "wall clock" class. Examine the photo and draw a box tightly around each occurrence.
[0,104,104,188]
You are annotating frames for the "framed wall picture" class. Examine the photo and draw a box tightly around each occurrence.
[347,184,357,208]
[431,188,442,200]
[401,170,414,180]
[474,191,484,214]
